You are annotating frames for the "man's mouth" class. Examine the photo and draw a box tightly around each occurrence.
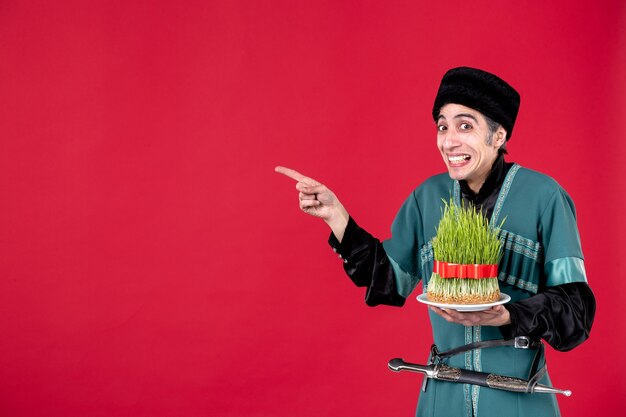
[447,154,471,165]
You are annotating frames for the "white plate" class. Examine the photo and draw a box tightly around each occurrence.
[416,293,511,312]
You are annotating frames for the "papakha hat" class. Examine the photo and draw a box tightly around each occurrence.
[432,67,521,139]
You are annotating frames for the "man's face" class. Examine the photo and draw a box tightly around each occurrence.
[436,103,505,193]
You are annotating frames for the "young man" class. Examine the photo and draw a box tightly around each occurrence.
[276,67,595,417]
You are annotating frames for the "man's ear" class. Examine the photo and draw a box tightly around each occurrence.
[494,127,507,147]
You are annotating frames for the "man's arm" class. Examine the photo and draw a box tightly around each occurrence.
[431,282,596,351]
[276,166,406,306]
[500,282,595,351]
[328,217,406,307]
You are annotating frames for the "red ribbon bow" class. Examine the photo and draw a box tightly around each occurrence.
[433,260,498,279]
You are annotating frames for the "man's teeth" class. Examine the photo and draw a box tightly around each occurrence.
[448,155,470,163]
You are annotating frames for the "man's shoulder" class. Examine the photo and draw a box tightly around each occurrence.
[514,165,565,192]
[512,165,572,203]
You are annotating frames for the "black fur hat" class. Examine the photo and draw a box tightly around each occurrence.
[432,67,520,139]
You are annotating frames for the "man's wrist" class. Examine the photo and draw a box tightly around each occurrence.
[326,206,349,243]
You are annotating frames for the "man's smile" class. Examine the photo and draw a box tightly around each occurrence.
[447,154,471,165]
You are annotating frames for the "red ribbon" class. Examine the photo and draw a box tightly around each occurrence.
[433,261,498,279]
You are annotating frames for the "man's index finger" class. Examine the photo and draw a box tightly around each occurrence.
[275,166,322,186]
[275,166,307,182]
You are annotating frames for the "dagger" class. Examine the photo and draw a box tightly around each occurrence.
[388,358,571,396]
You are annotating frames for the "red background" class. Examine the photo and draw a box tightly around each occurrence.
[1,1,624,416]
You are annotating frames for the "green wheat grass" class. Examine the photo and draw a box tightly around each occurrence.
[427,200,504,302]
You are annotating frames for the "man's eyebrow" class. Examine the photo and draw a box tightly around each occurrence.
[454,113,479,122]
[437,113,479,122]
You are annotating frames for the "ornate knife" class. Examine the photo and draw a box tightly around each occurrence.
[388,358,571,396]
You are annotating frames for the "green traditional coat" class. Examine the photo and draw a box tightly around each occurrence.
[382,165,587,417]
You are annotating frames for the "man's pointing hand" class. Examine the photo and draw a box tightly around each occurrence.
[275,166,349,242]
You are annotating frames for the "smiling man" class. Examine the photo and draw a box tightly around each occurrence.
[276,67,595,417]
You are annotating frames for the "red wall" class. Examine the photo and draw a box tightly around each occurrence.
[1,1,624,416]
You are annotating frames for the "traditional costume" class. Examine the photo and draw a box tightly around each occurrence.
[328,68,595,417]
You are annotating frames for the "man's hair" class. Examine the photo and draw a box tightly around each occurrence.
[484,114,508,155]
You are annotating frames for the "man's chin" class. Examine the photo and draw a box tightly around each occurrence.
[446,168,467,181]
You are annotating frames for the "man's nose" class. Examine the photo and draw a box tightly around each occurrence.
[442,131,461,149]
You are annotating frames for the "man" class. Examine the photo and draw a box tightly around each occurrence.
[276,67,595,417]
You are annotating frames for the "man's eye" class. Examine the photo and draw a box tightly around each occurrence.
[437,125,447,132]
[460,123,472,130]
